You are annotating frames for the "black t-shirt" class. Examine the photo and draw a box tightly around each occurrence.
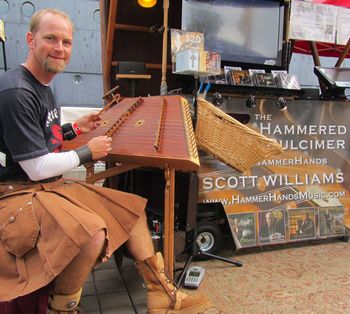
[0,66,63,181]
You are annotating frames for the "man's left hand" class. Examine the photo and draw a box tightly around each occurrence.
[75,112,101,134]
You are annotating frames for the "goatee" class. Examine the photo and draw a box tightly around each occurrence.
[43,59,66,74]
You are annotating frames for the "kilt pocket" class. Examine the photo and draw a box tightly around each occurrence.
[0,192,40,257]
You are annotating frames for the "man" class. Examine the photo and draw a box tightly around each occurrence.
[300,213,315,236]
[0,9,212,314]
[259,211,285,243]
[231,218,243,240]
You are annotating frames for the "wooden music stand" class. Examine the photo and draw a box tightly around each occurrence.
[84,162,176,277]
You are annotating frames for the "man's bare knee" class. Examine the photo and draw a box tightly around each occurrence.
[134,212,149,230]
[53,229,107,294]
[83,229,106,256]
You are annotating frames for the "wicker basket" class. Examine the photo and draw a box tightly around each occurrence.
[195,97,283,172]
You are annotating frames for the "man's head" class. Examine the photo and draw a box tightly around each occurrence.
[265,211,274,227]
[29,9,74,35]
[26,9,74,79]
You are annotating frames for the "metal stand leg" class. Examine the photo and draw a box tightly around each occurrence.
[176,172,243,287]
[176,241,242,287]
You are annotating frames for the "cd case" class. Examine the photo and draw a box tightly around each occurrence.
[229,70,254,86]
[275,73,301,90]
[253,72,277,87]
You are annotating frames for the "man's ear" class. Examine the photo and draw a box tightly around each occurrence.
[26,31,34,48]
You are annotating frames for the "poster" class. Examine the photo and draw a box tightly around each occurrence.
[197,97,350,250]
[336,7,350,45]
[289,0,337,43]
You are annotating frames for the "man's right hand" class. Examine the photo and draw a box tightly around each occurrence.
[87,136,112,160]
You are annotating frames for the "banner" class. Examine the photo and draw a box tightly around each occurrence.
[198,98,349,249]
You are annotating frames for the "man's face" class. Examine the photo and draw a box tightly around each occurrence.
[27,13,73,74]
[266,212,274,226]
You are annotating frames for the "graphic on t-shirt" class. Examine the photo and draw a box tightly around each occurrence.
[51,124,63,153]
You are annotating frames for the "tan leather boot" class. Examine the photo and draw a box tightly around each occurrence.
[136,252,212,314]
[48,288,84,313]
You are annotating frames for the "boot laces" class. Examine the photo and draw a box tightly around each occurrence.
[144,259,179,303]
[160,268,180,295]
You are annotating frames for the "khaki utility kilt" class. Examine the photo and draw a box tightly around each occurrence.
[0,179,147,301]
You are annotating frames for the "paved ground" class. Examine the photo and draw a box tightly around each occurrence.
[80,257,147,314]
[79,237,350,314]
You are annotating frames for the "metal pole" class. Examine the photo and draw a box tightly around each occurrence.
[1,41,7,72]
[335,37,350,67]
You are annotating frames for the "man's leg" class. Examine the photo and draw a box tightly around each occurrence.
[49,230,105,313]
[53,230,106,294]
[127,212,212,313]
[125,211,154,261]
[52,211,150,294]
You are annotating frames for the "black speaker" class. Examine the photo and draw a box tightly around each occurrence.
[300,88,320,100]
[118,61,146,75]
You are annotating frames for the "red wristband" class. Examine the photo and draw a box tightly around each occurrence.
[72,122,81,135]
